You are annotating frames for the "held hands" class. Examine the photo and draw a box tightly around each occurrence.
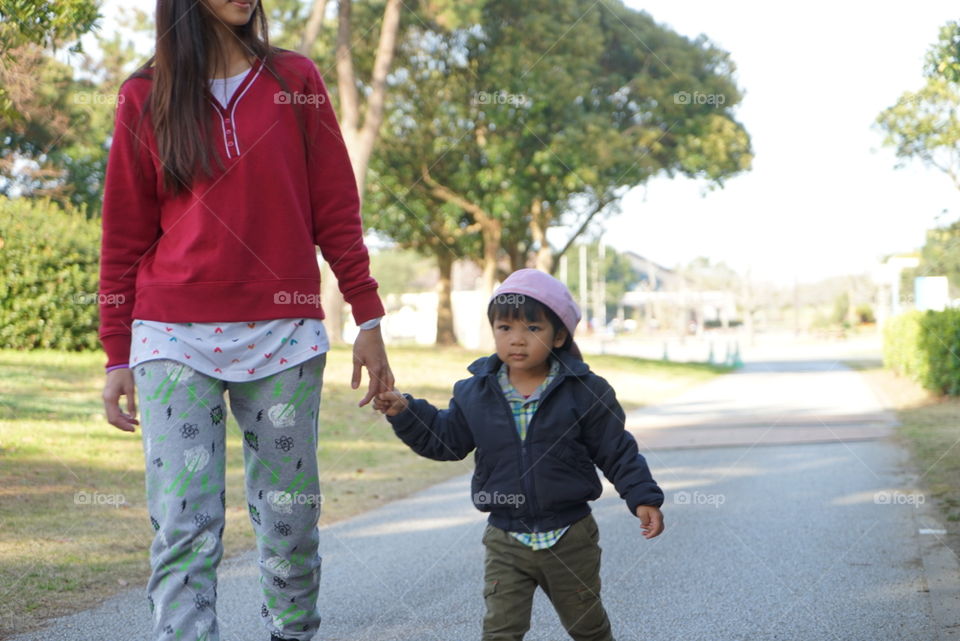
[636,505,664,539]
[373,391,409,416]
[352,325,395,407]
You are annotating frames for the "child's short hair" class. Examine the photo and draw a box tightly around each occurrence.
[487,295,574,352]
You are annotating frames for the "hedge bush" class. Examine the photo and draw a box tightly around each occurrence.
[0,196,101,351]
[884,308,960,395]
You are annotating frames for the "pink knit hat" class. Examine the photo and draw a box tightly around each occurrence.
[490,268,583,359]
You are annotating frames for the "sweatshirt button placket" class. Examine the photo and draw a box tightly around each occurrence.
[225,118,235,146]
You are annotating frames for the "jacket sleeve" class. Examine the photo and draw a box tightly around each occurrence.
[300,59,384,325]
[98,80,162,369]
[580,376,664,513]
[387,385,475,461]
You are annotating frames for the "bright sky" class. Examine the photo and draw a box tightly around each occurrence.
[604,1,960,285]
[85,1,958,286]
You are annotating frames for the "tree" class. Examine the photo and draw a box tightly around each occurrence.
[289,0,486,194]
[877,21,960,191]
[0,0,111,209]
[0,46,116,210]
[285,0,404,343]
[0,0,99,54]
[0,0,100,114]
[924,19,960,84]
[320,2,492,342]
[367,0,751,344]
[332,0,402,197]
[474,0,752,275]
[365,27,484,343]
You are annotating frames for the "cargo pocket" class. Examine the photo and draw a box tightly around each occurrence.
[575,577,602,602]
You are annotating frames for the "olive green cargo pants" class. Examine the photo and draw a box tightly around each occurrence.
[481,513,614,641]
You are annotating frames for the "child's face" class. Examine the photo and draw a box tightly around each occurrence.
[492,311,567,374]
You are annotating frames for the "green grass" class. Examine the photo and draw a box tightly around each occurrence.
[0,345,727,636]
[845,359,960,543]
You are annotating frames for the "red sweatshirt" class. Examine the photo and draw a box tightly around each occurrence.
[98,50,383,369]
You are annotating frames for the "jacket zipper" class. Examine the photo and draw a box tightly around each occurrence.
[496,369,566,534]
[491,389,534,527]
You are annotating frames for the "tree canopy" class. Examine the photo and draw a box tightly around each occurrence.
[877,20,960,191]
[0,0,118,210]
[368,0,752,276]
[365,0,752,340]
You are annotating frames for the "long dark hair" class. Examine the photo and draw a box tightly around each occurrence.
[133,0,277,195]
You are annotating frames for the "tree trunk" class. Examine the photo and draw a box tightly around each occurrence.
[417,164,500,350]
[535,249,553,273]
[336,0,402,196]
[327,0,402,343]
[507,243,525,273]
[529,199,554,273]
[479,220,501,298]
[477,222,500,352]
[530,208,553,274]
[435,250,456,345]
[419,165,501,295]
[298,0,329,55]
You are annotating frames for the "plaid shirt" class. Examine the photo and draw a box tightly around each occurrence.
[498,358,570,550]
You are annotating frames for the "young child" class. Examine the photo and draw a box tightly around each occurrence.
[375,268,664,641]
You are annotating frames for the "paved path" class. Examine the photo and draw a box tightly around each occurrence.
[13,344,958,641]
[626,358,898,449]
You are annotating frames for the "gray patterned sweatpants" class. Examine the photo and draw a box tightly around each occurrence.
[134,354,326,641]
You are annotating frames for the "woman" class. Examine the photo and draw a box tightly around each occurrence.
[98,1,393,640]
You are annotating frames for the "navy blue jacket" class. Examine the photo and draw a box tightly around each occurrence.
[387,350,664,533]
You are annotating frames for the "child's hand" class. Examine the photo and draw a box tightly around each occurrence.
[374,391,409,416]
[635,505,664,539]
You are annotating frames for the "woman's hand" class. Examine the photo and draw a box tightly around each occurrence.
[103,368,139,432]
[352,325,395,407]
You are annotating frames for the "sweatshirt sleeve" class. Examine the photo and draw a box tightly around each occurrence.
[386,388,476,462]
[98,79,162,370]
[581,376,664,513]
[301,60,384,325]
